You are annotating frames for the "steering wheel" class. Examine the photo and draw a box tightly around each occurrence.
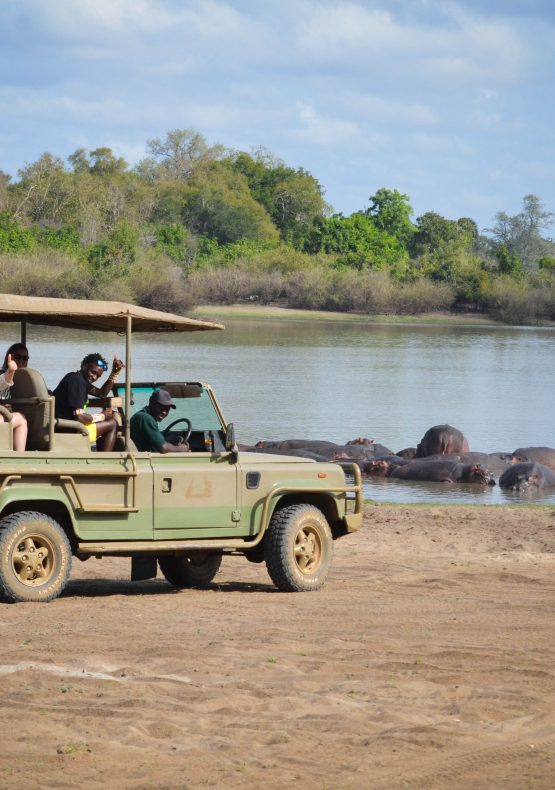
[163,418,192,444]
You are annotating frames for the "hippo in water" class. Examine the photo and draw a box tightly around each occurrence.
[415,424,470,458]
[390,459,495,485]
[499,461,555,491]
[424,452,511,478]
[510,447,555,471]
[361,455,409,476]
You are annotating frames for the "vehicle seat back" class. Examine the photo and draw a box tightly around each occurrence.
[9,368,54,450]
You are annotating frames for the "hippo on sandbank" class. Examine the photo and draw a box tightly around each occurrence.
[415,424,469,458]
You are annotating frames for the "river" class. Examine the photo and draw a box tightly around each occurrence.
[1,315,554,505]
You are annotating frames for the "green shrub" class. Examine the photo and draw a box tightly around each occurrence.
[33,224,82,255]
[0,212,37,254]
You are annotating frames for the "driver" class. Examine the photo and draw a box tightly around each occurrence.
[130,388,191,453]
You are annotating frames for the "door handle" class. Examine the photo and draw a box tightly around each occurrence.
[162,478,172,493]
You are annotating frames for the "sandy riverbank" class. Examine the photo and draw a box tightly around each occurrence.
[192,303,504,327]
[1,504,554,788]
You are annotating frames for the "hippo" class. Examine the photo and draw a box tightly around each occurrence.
[415,424,470,458]
[397,447,417,460]
[510,447,555,471]
[333,442,393,461]
[499,461,555,491]
[390,459,495,485]
[422,452,511,478]
[361,455,409,477]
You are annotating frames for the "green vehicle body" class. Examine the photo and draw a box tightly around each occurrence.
[0,295,363,602]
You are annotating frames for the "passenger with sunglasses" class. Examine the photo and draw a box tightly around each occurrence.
[0,346,29,451]
[53,352,124,452]
[1,342,29,385]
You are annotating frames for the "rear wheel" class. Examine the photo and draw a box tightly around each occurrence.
[264,504,333,592]
[158,552,222,589]
[0,511,72,603]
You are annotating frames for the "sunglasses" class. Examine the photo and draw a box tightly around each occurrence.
[13,354,29,361]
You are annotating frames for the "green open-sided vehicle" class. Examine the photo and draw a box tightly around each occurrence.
[0,294,363,602]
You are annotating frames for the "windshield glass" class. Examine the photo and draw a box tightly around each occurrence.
[117,382,224,433]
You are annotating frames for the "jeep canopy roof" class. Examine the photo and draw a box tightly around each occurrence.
[0,293,224,446]
[0,294,224,333]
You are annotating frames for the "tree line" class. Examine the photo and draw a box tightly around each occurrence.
[1,128,554,324]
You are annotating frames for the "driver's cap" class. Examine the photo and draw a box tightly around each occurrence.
[150,388,176,409]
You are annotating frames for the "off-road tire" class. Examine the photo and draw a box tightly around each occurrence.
[264,504,333,592]
[0,511,72,603]
[158,552,222,589]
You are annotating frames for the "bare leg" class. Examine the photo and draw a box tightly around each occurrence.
[10,412,28,451]
[95,418,117,452]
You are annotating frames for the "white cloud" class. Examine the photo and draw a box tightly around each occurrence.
[291,102,360,146]
[294,0,528,82]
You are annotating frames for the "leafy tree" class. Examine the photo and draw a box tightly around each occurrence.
[365,188,415,246]
[305,212,408,276]
[13,153,73,225]
[411,212,478,257]
[87,221,139,274]
[89,148,128,176]
[231,151,328,247]
[486,194,554,270]
[68,148,91,173]
[141,129,225,181]
[495,244,525,279]
[153,223,189,263]
[420,248,491,305]
[179,164,279,245]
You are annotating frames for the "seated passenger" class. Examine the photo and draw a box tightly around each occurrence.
[53,352,124,452]
[0,350,28,451]
[130,389,191,453]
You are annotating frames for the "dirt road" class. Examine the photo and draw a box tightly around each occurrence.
[1,504,554,789]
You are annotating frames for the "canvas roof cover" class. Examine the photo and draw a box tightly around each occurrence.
[0,294,224,333]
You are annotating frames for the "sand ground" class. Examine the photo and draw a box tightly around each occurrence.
[0,504,554,789]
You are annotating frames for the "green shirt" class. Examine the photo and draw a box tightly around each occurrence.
[130,406,165,452]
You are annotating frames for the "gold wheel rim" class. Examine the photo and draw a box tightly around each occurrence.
[294,524,322,575]
[12,533,55,587]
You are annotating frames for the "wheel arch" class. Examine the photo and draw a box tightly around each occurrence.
[0,499,77,551]
[270,492,344,538]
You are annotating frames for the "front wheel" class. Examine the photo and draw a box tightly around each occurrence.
[158,552,222,589]
[0,511,72,603]
[264,504,333,592]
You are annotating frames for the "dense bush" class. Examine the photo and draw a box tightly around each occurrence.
[482,277,555,323]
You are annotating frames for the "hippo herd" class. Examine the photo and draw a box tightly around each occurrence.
[240,424,555,493]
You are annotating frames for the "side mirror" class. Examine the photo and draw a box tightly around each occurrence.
[225,423,236,452]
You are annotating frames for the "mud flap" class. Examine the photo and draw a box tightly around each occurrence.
[131,556,158,581]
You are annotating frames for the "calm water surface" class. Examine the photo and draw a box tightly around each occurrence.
[2,316,554,506]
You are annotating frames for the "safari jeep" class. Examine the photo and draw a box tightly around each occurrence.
[0,294,363,603]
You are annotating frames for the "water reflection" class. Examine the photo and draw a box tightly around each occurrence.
[1,316,554,506]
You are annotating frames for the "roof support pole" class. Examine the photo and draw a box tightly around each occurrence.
[124,314,132,449]
[20,320,27,346]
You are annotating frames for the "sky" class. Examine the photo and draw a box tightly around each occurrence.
[0,0,554,232]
